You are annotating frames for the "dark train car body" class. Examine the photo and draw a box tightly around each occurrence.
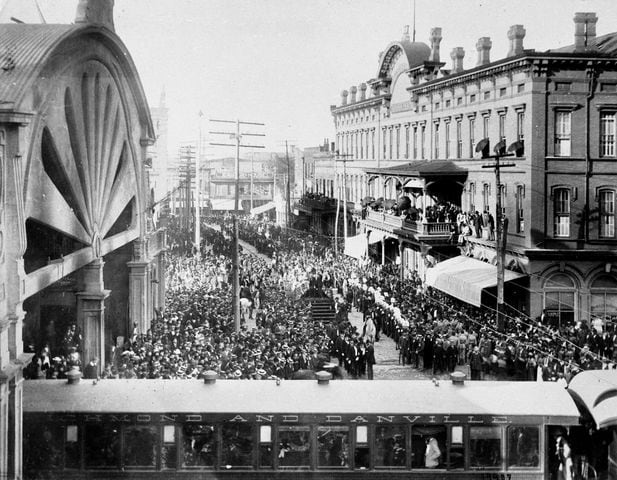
[23,376,582,479]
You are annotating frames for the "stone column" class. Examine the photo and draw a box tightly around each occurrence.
[381,239,386,265]
[128,259,151,334]
[155,252,166,315]
[76,258,110,374]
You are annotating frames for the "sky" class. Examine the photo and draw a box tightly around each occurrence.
[8,0,617,156]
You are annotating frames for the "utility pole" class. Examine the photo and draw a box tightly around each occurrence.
[195,111,204,257]
[250,151,255,213]
[278,140,297,229]
[179,144,195,231]
[285,141,291,229]
[333,150,353,257]
[210,119,265,332]
[480,140,516,330]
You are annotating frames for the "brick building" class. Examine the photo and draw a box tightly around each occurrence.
[326,14,617,325]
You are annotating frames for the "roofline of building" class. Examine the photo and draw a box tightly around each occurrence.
[329,49,617,113]
[331,94,389,115]
[409,51,617,94]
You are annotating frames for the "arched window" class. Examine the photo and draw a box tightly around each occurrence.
[590,273,617,328]
[543,272,576,328]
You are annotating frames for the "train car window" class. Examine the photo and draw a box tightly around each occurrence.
[161,425,177,469]
[222,424,254,468]
[448,426,465,469]
[84,424,121,468]
[375,425,406,468]
[317,426,350,468]
[508,426,539,468]
[124,425,157,468]
[278,426,311,468]
[354,426,369,470]
[411,426,446,469]
[24,423,63,471]
[259,425,273,468]
[182,424,216,468]
[470,426,503,469]
[65,425,81,469]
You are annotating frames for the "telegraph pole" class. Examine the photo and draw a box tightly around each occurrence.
[333,150,353,257]
[480,140,516,330]
[210,119,265,332]
[250,151,255,213]
[285,141,291,229]
[278,140,297,229]
[194,111,204,257]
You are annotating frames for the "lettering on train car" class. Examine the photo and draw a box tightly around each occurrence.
[41,413,518,424]
[350,415,369,423]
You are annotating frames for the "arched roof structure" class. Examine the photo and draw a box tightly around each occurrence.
[0,22,155,296]
[376,40,430,79]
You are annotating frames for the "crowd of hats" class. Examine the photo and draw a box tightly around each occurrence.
[348,263,617,380]
[26,213,616,382]
[98,216,374,380]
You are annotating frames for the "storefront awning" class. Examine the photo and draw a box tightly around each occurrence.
[344,235,368,260]
[567,370,617,429]
[425,256,526,307]
[368,230,387,244]
[210,199,237,211]
[250,201,275,215]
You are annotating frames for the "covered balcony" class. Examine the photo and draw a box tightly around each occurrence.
[360,160,468,245]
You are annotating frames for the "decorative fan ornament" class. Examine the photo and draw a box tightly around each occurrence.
[31,60,137,256]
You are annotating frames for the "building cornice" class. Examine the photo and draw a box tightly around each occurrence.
[331,94,390,115]
[408,53,617,96]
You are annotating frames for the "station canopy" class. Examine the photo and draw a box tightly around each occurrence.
[567,370,617,429]
[425,256,526,307]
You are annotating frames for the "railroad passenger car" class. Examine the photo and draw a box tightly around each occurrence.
[23,372,582,479]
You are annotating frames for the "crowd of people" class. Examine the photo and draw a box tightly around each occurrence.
[25,212,616,382]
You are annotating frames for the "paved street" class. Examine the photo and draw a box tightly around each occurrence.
[347,308,470,380]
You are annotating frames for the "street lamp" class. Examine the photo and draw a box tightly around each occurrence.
[477,139,521,329]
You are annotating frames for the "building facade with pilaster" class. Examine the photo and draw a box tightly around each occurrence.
[0,1,165,476]
[327,14,617,326]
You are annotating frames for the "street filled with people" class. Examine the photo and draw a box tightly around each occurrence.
[26,214,617,382]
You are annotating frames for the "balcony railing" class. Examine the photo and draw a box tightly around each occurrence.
[298,196,338,210]
[365,210,404,228]
[402,219,451,235]
[364,210,451,237]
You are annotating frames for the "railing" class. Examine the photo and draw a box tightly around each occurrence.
[365,210,404,228]
[365,210,451,237]
[298,197,337,210]
[403,219,451,235]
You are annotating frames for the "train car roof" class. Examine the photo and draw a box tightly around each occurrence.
[567,370,617,429]
[24,378,580,423]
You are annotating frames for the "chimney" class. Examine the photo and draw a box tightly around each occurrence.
[350,86,357,103]
[507,25,526,56]
[450,47,465,73]
[574,12,598,52]
[476,37,492,66]
[75,0,115,31]
[359,83,367,101]
[341,90,348,106]
[402,25,410,42]
[429,27,443,63]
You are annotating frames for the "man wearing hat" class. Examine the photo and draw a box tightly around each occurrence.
[469,346,483,380]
